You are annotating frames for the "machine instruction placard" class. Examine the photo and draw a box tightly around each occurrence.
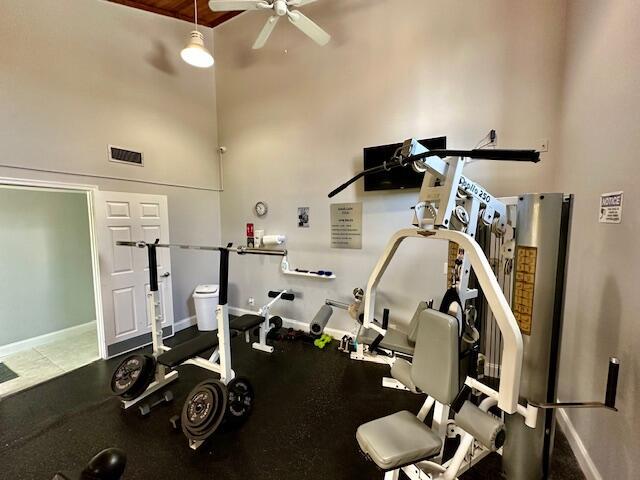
[599,191,624,224]
[514,246,538,336]
[330,202,362,249]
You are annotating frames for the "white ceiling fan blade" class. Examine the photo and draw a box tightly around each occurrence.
[253,15,280,49]
[209,0,270,12]
[287,11,330,46]
[287,0,319,7]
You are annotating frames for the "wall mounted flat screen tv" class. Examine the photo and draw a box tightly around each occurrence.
[363,136,447,192]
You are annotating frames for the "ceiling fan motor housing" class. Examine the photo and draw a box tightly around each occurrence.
[274,0,288,16]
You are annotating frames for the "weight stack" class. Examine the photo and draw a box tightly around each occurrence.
[502,193,572,480]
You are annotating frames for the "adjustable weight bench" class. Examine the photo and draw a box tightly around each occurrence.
[230,290,293,353]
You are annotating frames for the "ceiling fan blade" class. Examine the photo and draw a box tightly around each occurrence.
[253,15,280,49]
[209,0,270,12]
[287,11,331,46]
[287,0,319,6]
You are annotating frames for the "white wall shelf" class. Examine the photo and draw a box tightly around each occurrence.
[280,257,336,280]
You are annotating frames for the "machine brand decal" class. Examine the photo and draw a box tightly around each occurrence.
[513,246,537,336]
[599,191,623,224]
[459,176,491,203]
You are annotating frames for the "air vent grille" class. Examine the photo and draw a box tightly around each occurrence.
[109,145,144,166]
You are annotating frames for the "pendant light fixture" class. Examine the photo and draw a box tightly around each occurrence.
[181,0,214,68]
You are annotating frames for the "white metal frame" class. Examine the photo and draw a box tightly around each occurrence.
[0,176,107,360]
[363,228,524,414]
[350,145,541,479]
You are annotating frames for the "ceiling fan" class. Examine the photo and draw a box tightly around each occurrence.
[209,0,331,49]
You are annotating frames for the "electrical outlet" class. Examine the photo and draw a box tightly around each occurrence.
[537,138,549,152]
[248,297,255,306]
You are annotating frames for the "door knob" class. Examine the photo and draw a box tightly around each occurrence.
[161,272,171,277]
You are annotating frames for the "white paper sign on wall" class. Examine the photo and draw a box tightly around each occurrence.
[599,191,624,224]
[331,202,362,249]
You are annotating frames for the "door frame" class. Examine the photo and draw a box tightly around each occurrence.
[0,176,108,359]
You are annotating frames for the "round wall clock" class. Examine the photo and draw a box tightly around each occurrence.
[255,201,268,217]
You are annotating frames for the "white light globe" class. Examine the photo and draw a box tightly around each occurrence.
[181,31,214,68]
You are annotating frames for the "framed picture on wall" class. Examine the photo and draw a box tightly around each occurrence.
[298,207,310,228]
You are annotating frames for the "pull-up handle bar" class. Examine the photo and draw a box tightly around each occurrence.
[328,148,540,198]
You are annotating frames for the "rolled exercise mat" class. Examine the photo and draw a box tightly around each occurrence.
[262,235,286,246]
[310,305,333,336]
[455,401,506,451]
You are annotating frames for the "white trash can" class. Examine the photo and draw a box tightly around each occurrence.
[193,284,219,331]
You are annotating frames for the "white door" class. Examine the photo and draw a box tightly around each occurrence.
[95,191,174,357]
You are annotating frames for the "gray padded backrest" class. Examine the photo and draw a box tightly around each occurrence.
[407,301,429,343]
[410,309,459,405]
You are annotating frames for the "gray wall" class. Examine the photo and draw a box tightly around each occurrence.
[0,188,95,346]
[0,0,223,322]
[214,0,566,332]
[555,1,640,477]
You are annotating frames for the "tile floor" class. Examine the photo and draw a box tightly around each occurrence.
[0,327,99,398]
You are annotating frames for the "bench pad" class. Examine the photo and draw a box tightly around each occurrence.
[230,314,265,332]
[158,332,223,368]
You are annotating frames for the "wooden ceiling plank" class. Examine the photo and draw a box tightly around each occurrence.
[106,0,238,28]
[108,0,192,23]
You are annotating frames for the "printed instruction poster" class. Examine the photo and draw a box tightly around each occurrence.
[599,191,624,224]
[330,202,362,249]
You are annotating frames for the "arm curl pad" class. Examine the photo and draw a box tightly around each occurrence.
[455,401,505,451]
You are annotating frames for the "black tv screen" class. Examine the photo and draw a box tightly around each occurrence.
[363,136,447,192]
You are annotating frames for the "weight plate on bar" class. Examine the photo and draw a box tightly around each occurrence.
[184,384,218,435]
[111,355,155,400]
[269,316,283,332]
[226,377,254,424]
[181,379,228,442]
[124,355,156,400]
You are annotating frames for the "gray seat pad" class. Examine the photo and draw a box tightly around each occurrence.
[379,327,415,356]
[356,410,442,470]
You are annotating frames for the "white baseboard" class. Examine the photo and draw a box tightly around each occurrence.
[556,408,602,480]
[0,321,96,359]
[228,306,351,339]
[174,315,197,332]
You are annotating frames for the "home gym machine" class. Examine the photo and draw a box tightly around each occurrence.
[328,138,620,479]
[109,240,287,449]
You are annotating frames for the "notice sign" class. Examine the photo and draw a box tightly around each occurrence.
[599,191,624,224]
[331,203,362,249]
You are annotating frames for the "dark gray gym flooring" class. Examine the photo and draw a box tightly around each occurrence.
[0,327,585,479]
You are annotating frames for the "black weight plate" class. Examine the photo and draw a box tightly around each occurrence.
[226,377,254,422]
[182,380,228,442]
[122,355,156,400]
[185,385,219,435]
[184,383,227,441]
[183,383,217,428]
[110,355,146,398]
[269,316,283,332]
